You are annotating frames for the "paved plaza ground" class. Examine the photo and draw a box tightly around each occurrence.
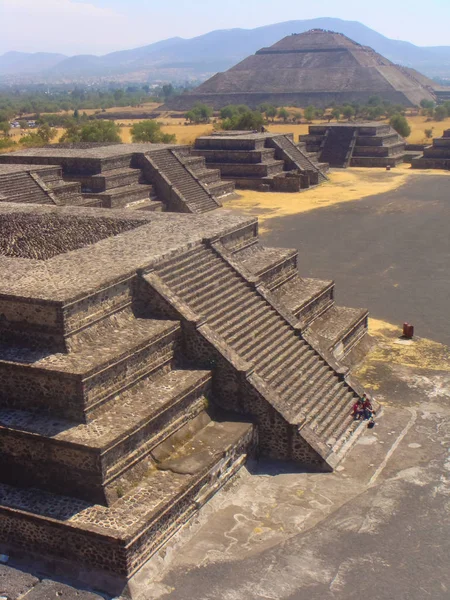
[1,168,449,600]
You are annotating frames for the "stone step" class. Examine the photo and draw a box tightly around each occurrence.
[302,374,342,419]
[206,180,236,198]
[271,275,334,327]
[0,419,255,578]
[274,352,319,397]
[86,167,141,192]
[169,253,229,291]
[286,364,332,414]
[185,271,241,307]
[194,168,221,185]
[260,337,308,382]
[240,317,289,363]
[156,245,206,280]
[84,183,155,208]
[0,369,211,505]
[181,263,236,299]
[236,247,297,287]
[213,159,285,178]
[210,293,262,332]
[316,390,356,444]
[126,198,163,212]
[225,307,276,349]
[222,302,270,344]
[193,279,246,318]
[326,411,358,450]
[0,318,180,422]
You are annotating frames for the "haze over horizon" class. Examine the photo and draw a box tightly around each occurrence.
[1,0,449,56]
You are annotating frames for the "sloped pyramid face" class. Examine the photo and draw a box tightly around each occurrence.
[169,30,436,109]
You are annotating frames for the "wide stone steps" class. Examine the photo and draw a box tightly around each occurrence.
[90,167,142,191]
[150,150,218,213]
[0,316,180,423]
[206,180,236,197]
[85,182,155,208]
[270,135,328,183]
[154,245,359,452]
[0,418,255,578]
[0,368,211,505]
[320,129,357,168]
[0,173,51,204]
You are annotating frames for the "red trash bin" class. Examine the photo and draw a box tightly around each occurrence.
[403,323,414,338]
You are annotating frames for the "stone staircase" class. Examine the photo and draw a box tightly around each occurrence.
[0,275,255,579]
[143,149,221,213]
[230,241,369,364]
[0,171,52,204]
[177,152,236,199]
[150,243,363,462]
[267,134,328,183]
[302,124,407,168]
[320,127,357,168]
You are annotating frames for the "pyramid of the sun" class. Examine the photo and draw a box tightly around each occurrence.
[168,29,437,109]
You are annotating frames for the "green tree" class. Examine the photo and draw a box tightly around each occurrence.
[434,105,448,121]
[0,121,10,136]
[73,109,80,120]
[185,103,213,124]
[390,113,411,138]
[304,106,316,122]
[292,111,303,124]
[420,99,435,110]
[424,128,434,139]
[342,105,355,121]
[130,120,176,143]
[61,120,122,143]
[36,123,57,143]
[265,105,277,122]
[220,105,239,120]
[331,107,341,121]
[278,107,289,123]
[18,120,29,129]
[221,108,264,131]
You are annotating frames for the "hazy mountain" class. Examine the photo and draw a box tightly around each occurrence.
[1,18,450,83]
[0,51,67,75]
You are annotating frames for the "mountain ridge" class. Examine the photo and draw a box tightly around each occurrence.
[1,18,450,83]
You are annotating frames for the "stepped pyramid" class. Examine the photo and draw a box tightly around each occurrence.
[168,29,436,109]
[0,203,371,591]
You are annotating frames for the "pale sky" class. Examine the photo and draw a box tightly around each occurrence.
[1,0,449,56]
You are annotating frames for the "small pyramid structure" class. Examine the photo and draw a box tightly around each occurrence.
[168,29,437,109]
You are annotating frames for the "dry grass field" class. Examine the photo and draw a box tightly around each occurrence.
[2,106,448,151]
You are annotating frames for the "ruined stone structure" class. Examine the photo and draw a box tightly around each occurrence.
[301,123,407,168]
[0,202,371,590]
[411,129,450,169]
[0,163,85,206]
[193,131,328,191]
[167,29,437,110]
[0,143,235,214]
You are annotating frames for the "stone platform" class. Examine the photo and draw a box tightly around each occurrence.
[193,131,328,191]
[0,203,372,592]
[411,128,450,170]
[0,144,235,214]
[301,123,407,168]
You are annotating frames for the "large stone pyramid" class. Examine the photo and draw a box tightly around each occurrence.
[168,29,437,109]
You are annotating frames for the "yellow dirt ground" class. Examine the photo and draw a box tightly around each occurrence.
[355,318,450,392]
[222,165,447,230]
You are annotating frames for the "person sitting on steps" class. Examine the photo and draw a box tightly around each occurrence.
[352,398,365,420]
[362,394,376,422]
